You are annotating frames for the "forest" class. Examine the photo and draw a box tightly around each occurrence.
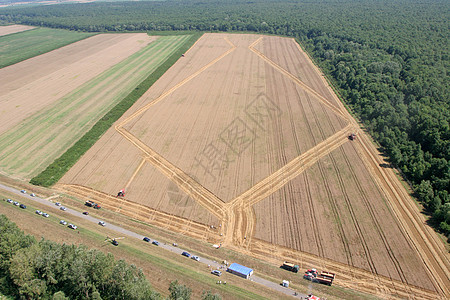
[0,215,220,299]
[0,0,448,240]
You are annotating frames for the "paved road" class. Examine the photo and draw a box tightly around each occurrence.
[1,183,313,299]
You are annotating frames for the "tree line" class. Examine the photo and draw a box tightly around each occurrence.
[0,215,220,299]
[0,0,448,240]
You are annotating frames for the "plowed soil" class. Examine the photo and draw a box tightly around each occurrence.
[58,33,449,299]
[0,25,35,36]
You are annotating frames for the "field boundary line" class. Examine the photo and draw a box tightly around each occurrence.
[55,183,217,241]
[125,157,147,191]
[249,238,440,300]
[116,37,237,129]
[249,38,348,121]
[356,133,450,296]
[228,123,353,208]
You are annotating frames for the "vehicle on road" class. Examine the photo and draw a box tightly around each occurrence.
[281,261,299,273]
[6,198,13,203]
[181,251,191,258]
[13,201,19,206]
[30,193,36,197]
[82,211,89,215]
[55,202,61,206]
[60,206,67,211]
[152,240,160,246]
[43,213,49,218]
[19,204,27,209]
[98,221,106,226]
[143,237,150,242]
[172,243,178,247]
[211,270,222,276]
[68,224,77,230]
[60,220,67,225]
[191,255,200,262]
[35,210,43,215]
[20,190,26,194]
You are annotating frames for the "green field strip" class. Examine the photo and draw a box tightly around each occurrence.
[0,35,190,178]
[29,32,202,187]
[0,28,94,68]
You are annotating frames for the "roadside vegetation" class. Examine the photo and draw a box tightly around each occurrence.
[0,27,93,68]
[0,214,223,300]
[30,32,202,187]
[5,0,446,242]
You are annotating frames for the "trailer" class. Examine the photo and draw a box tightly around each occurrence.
[303,269,335,286]
[281,261,300,273]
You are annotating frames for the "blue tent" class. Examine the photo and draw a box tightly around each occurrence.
[227,263,254,279]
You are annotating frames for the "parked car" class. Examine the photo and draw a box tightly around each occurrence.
[181,251,191,258]
[13,201,19,206]
[6,198,13,203]
[35,210,43,215]
[152,240,160,246]
[191,256,200,262]
[98,221,106,227]
[143,237,150,242]
[20,190,26,194]
[60,206,67,211]
[19,204,27,209]
[30,193,36,197]
[43,213,49,218]
[55,202,61,206]
[60,220,67,225]
[82,211,89,215]
[211,270,222,276]
[68,224,77,230]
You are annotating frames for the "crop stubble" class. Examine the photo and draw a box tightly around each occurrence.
[58,34,448,299]
[0,25,35,36]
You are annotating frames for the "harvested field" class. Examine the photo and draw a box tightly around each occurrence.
[0,34,190,179]
[0,25,35,36]
[0,27,94,68]
[253,142,435,291]
[58,33,449,299]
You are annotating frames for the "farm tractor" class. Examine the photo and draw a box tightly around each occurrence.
[117,189,125,197]
[348,133,357,141]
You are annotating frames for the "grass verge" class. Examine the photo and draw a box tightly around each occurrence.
[30,32,203,187]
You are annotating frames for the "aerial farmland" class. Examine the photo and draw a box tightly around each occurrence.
[52,33,448,299]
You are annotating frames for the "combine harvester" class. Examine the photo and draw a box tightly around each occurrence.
[303,268,335,286]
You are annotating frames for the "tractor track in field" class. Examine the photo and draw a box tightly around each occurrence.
[341,143,410,288]
[55,34,448,299]
[355,132,450,296]
[55,184,215,241]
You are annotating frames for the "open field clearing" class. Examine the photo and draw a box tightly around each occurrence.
[0,27,94,68]
[0,33,154,132]
[0,34,190,179]
[0,24,35,36]
[57,33,449,299]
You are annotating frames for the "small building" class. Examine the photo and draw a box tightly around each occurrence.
[227,263,254,279]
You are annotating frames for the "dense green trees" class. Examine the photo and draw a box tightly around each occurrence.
[0,215,160,299]
[0,0,448,240]
[0,215,222,299]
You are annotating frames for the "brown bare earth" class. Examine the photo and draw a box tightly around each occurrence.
[0,25,35,36]
[0,33,155,134]
[58,33,449,299]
